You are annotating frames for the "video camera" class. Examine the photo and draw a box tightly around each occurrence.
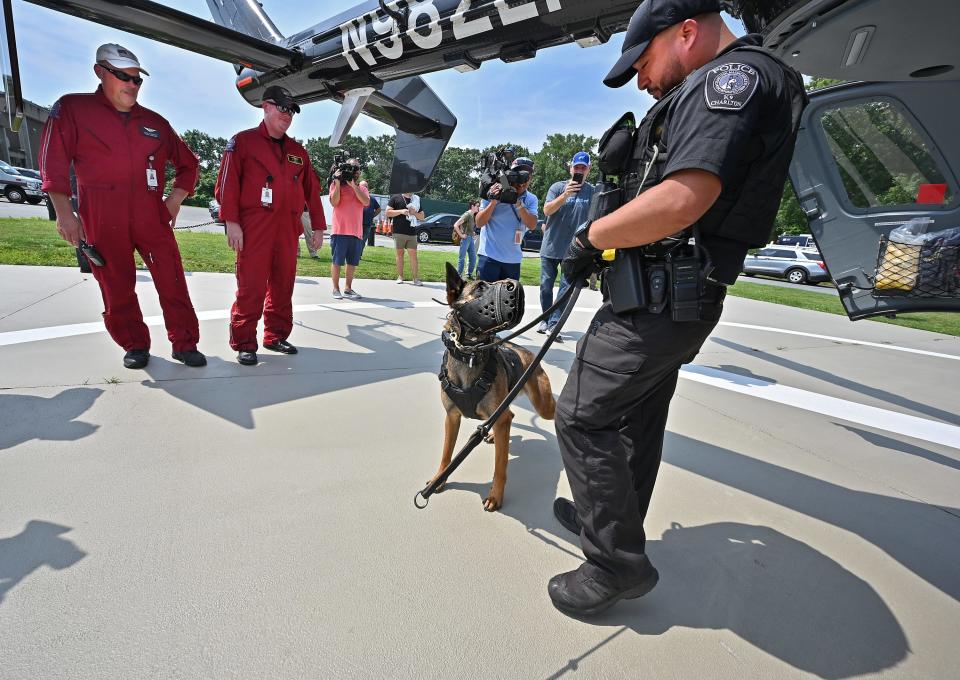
[331,151,358,184]
[477,147,531,205]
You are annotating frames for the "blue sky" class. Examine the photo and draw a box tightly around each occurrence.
[9,0,746,151]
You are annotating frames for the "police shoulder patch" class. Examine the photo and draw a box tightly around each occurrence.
[704,62,760,112]
[225,136,237,152]
[50,100,61,119]
[287,154,303,165]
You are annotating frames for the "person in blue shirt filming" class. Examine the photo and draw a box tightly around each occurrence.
[539,151,596,335]
[475,157,539,282]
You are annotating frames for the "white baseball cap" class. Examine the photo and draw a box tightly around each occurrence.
[96,43,149,75]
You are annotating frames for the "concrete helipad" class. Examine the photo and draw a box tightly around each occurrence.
[1,263,958,679]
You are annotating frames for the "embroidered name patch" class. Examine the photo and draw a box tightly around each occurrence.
[141,126,160,139]
[704,62,759,111]
[287,154,303,165]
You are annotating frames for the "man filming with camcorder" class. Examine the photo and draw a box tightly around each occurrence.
[475,154,539,282]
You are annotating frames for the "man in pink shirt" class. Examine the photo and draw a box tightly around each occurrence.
[328,158,370,299]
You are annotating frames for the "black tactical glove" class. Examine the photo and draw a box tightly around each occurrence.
[562,221,600,285]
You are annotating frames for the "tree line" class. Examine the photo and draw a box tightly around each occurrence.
[174,77,858,237]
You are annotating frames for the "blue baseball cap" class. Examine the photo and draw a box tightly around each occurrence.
[570,151,591,167]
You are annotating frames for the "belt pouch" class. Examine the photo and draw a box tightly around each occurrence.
[587,181,624,222]
[670,255,703,322]
[608,249,648,314]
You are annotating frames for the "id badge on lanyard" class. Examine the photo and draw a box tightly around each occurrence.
[262,175,274,207]
[146,156,158,191]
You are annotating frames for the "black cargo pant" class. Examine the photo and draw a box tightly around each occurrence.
[555,290,723,580]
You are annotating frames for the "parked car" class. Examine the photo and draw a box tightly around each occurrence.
[14,167,46,205]
[742,246,829,285]
[14,167,40,180]
[776,233,816,248]
[521,220,544,252]
[209,198,223,223]
[415,212,460,243]
[0,159,44,204]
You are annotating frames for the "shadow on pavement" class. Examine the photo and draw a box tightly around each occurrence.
[840,424,960,474]
[666,433,960,603]
[141,321,440,429]
[441,425,914,678]
[0,520,86,606]
[711,336,960,425]
[574,521,908,680]
[0,387,104,450]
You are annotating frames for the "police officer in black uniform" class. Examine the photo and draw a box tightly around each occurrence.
[549,0,807,617]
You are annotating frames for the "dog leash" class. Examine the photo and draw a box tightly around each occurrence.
[414,280,584,509]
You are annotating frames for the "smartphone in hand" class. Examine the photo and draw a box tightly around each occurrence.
[572,171,584,184]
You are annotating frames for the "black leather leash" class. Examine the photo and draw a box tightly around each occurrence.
[414,280,584,509]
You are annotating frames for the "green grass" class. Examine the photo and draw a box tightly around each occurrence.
[728,280,960,336]
[0,217,543,285]
[2,217,958,336]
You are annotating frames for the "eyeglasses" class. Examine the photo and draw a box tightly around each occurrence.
[265,101,296,116]
[100,64,143,87]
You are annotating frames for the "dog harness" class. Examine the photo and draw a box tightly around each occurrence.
[438,345,525,420]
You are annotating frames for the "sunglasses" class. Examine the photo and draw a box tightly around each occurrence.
[100,64,143,87]
[266,101,297,116]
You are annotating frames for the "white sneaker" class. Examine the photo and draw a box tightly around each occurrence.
[343,289,362,300]
[537,320,549,334]
[413,279,423,286]
[396,277,404,284]
[332,289,343,299]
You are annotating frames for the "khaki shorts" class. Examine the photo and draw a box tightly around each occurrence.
[393,233,418,250]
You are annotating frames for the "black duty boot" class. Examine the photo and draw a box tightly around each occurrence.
[237,350,258,366]
[548,559,659,618]
[123,349,150,369]
[172,349,207,367]
[553,498,582,536]
[264,340,298,354]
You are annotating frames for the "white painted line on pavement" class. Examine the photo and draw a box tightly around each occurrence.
[2,302,956,366]
[0,300,444,347]
[1,302,956,449]
[716,321,960,362]
[682,365,960,450]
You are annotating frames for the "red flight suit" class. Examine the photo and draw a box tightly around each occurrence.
[215,122,326,351]
[38,86,201,353]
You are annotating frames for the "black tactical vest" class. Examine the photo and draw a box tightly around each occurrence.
[618,44,807,284]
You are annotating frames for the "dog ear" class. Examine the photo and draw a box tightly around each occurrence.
[445,262,465,305]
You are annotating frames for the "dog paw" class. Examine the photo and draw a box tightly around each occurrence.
[484,432,495,444]
[483,493,502,512]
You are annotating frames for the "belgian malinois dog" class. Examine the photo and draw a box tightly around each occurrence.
[429,264,556,511]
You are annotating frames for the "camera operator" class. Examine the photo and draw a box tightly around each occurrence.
[539,151,595,336]
[328,158,370,299]
[475,157,538,282]
[547,0,807,618]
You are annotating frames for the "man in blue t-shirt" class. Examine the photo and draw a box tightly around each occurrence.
[476,157,539,282]
[539,151,596,334]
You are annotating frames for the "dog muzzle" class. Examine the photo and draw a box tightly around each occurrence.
[455,279,525,335]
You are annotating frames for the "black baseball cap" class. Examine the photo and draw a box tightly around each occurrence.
[604,0,721,88]
[261,85,301,113]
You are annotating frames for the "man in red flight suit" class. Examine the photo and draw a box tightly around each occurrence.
[39,43,205,370]
[215,86,326,366]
